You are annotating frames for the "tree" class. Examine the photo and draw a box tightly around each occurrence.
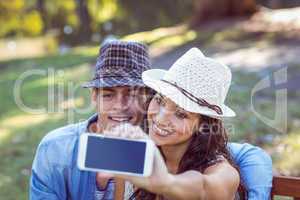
[76,0,92,43]
[36,0,47,32]
[0,0,43,37]
[191,0,258,26]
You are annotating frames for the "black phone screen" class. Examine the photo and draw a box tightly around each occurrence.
[85,136,146,174]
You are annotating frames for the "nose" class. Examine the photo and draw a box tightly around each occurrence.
[154,107,171,128]
[112,93,130,111]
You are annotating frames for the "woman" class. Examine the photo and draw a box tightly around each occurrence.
[104,47,247,200]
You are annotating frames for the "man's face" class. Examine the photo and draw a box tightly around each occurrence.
[92,86,149,132]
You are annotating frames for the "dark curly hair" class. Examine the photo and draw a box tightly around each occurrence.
[131,114,247,200]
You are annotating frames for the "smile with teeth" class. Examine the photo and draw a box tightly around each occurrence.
[152,122,172,137]
[109,116,132,122]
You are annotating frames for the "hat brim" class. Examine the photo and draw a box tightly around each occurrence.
[142,69,236,118]
[82,76,146,88]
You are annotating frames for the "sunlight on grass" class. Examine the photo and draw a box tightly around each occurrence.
[212,28,244,42]
[122,25,198,57]
[24,63,91,90]
[0,113,64,130]
[122,24,188,44]
[0,36,57,61]
[151,30,197,48]
[72,45,99,56]
[274,196,293,200]
[64,24,196,56]
[62,63,91,81]
[0,174,12,188]
[0,128,11,142]
[59,97,85,110]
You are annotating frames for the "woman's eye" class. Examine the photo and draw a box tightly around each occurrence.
[175,111,188,119]
[155,96,163,105]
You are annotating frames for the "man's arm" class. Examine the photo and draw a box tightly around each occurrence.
[30,142,66,200]
[228,143,273,200]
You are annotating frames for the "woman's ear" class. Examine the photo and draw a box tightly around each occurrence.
[137,88,153,114]
[194,115,202,134]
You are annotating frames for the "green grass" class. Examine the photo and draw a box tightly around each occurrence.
[0,50,97,199]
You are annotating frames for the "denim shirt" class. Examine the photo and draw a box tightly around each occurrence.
[30,114,273,200]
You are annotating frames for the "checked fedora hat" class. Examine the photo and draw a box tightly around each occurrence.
[82,40,150,88]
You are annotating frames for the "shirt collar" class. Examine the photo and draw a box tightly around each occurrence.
[84,113,98,132]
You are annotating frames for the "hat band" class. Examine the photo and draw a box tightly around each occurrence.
[161,80,223,115]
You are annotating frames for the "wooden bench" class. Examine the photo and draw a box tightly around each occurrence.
[271,175,300,199]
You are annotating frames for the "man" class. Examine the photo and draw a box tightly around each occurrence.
[30,40,272,200]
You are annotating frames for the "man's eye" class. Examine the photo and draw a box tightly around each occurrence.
[102,94,113,98]
[129,91,138,97]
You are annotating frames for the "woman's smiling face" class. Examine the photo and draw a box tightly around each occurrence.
[147,94,201,146]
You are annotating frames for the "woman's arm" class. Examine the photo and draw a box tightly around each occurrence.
[114,148,239,200]
[103,125,240,200]
[160,161,239,200]
[114,178,125,200]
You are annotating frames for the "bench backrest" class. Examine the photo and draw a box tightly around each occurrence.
[271,175,300,200]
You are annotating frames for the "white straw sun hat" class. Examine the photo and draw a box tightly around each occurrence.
[142,47,235,118]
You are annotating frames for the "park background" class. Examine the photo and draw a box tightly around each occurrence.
[0,0,300,199]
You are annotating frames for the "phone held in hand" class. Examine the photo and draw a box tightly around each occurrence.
[77,133,155,177]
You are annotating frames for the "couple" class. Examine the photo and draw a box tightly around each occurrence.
[30,41,272,200]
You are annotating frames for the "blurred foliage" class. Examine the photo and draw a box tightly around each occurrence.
[114,0,193,34]
[272,131,300,176]
[44,35,59,53]
[0,0,33,36]
[1,0,300,44]
[22,11,43,36]
[42,0,78,28]
[0,0,194,44]
[88,0,119,24]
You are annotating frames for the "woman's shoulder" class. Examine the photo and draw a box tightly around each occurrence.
[202,155,227,172]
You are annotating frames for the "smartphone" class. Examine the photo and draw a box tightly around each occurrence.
[77,133,155,177]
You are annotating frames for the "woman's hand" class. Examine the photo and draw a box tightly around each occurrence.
[102,123,173,195]
[103,123,148,139]
[115,147,173,194]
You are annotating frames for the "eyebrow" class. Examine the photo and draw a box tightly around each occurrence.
[101,88,114,92]
[158,94,189,113]
[157,93,164,99]
[101,87,140,93]
[175,106,189,114]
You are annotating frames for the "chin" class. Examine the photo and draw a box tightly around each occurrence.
[149,133,170,146]
[152,139,167,146]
